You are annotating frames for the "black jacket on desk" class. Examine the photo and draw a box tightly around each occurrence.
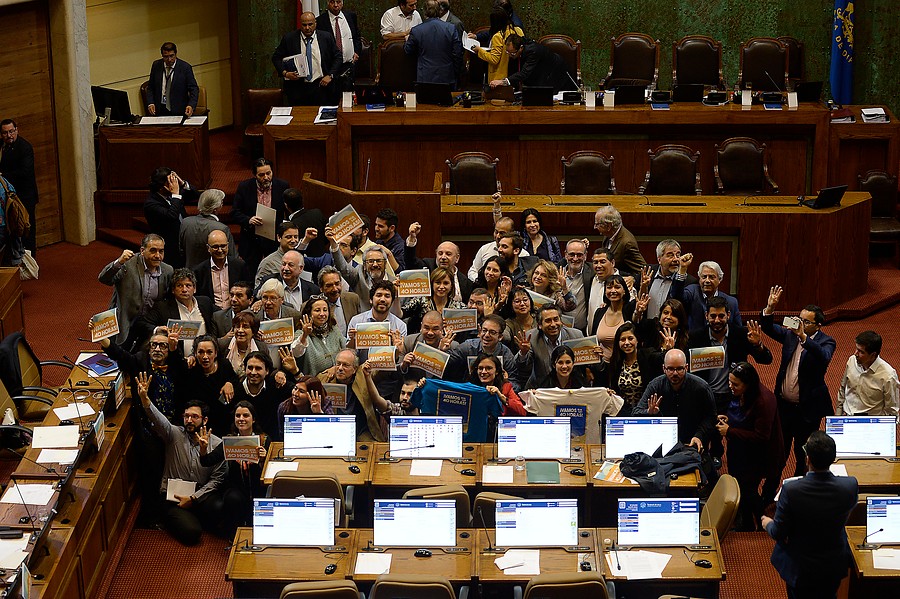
[760,312,837,421]
[506,40,576,93]
[231,177,290,263]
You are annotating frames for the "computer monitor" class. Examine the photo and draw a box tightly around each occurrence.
[495,499,579,547]
[90,85,134,123]
[604,417,679,459]
[373,499,457,546]
[825,416,897,458]
[521,86,554,107]
[617,498,701,546]
[497,417,571,459]
[388,416,463,459]
[252,498,335,546]
[414,81,454,106]
[866,496,900,545]
[283,415,356,457]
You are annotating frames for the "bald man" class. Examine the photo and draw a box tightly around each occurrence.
[256,249,320,309]
[404,222,473,302]
[272,11,342,106]
[192,230,248,310]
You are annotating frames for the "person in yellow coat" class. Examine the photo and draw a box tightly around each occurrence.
[469,7,523,82]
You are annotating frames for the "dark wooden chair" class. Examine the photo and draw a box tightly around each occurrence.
[860,170,900,266]
[375,39,417,92]
[561,151,616,195]
[354,36,376,86]
[446,152,500,195]
[672,35,725,89]
[604,33,660,90]
[639,144,702,195]
[242,88,283,158]
[714,137,779,195]
[539,34,582,87]
[777,35,804,82]
[738,37,788,92]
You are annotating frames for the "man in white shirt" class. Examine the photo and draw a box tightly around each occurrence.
[317,0,360,90]
[381,0,422,41]
[837,330,899,416]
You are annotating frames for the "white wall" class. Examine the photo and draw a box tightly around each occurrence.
[86,0,232,129]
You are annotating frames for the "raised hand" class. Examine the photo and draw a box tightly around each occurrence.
[482,295,496,316]
[309,389,324,413]
[136,372,153,406]
[515,331,532,354]
[746,320,762,346]
[279,346,298,376]
[196,425,210,455]
[635,292,650,315]
[678,252,694,272]
[221,382,234,402]
[647,393,662,415]
[640,265,653,293]
[300,314,313,339]
[302,227,318,245]
[117,249,134,265]
[439,330,456,352]
[408,222,421,242]
[499,276,513,298]
[767,285,783,310]
[660,327,676,350]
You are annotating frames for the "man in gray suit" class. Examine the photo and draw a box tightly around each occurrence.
[179,189,235,269]
[98,234,173,349]
[515,304,584,389]
[318,266,360,338]
[212,281,254,338]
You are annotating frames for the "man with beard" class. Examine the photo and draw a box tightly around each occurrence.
[192,230,248,310]
[330,225,393,311]
[0,119,38,254]
[639,240,698,320]
[233,350,295,439]
[137,372,227,546]
[348,280,407,358]
[178,335,240,434]
[586,248,634,333]
[561,238,591,333]
[405,224,472,303]
[317,349,385,441]
[213,282,254,338]
[231,158,290,274]
[372,207,406,271]
[449,314,519,390]
[399,310,457,380]
[672,255,742,330]
[515,304,583,389]
[138,268,217,351]
[468,197,530,282]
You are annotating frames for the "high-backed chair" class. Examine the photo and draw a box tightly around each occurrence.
[242,88,284,158]
[860,169,900,265]
[539,34,582,87]
[777,35,804,82]
[700,473,740,542]
[461,26,489,90]
[370,574,466,599]
[375,39,417,92]
[472,491,521,528]
[355,36,376,86]
[403,484,471,527]
[672,35,725,89]
[639,145,702,195]
[513,572,614,599]
[604,33,660,90]
[0,332,69,421]
[446,152,500,195]
[139,81,151,115]
[738,37,788,92]
[561,151,616,195]
[268,471,354,526]
[714,137,779,195]
[280,580,362,599]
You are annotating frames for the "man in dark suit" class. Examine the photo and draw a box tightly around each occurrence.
[137,268,218,349]
[404,0,463,88]
[0,119,38,254]
[593,205,646,278]
[638,241,698,320]
[317,0,361,91]
[230,158,290,276]
[283,187,328,257]
[272,11,342,106]
[191,230,248,310]
[438,0,464,34]
[212,281,254,338]
[144,167,198,268]
[672,256,742,330]
[762,430,857,599]
[760,285,837,502]
[561,239,593,333]
[514,304,584,389]
[179,188,236,270]
[404,223,473,303]
[491,34,576,93]
[255,250,320,310]
[146,42,199,117]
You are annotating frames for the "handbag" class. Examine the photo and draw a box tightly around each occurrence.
[0,176,30,238]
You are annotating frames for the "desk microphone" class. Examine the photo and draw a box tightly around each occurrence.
[64,376,90,436]
[840,451,881,456]
[477,505,503,554]
[564,70,582,95]
[487,417,499,463]
[858,528,883,550]
[514,186,555,207]
[610,539,622,570]
[364,158,372,191]
[10,479,41,544]
[2,447,66,486]
[380,443,435,462]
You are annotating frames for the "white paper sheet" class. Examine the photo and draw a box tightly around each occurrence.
[36,449,78,465]
[266,116,294,126]
[270,107,293,116]
[830,464,848,476]
[873,548,900,570]
[482,465,514,483]
[0,536,29,569]
[53,403,96,421]
[495,549,541,575]
[355,552,392,575]
[31,425,80,449]
[0,483,56,506]
[462,33,480,53]
[255,204,277,242]
[605,550,671,580]
[165,478,197,502]
[409,459,442,477]
[139,116,183,125]
[183,116,208,126]
[263,461,299,480]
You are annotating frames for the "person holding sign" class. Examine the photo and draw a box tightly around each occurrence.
[348,281,408,357]
[361,361,420,435]
[469,354,526,415]
[527,260,575,313]
[401,267,466,333]
[399,310,457,381]
[137,268,217,352]
[232,350,295,439]
[198,400,269,537]
[292,296,347,377]
[317,349,386,441]
[715,362,782,531]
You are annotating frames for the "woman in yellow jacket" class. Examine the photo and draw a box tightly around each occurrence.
[470,8,523,82]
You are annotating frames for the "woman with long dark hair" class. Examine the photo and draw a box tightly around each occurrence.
[635,297,690,372]
[475,255,513,310]
[535,345,590,390]
[607,322,655,414]
[592,274,636,361]
[520,208,562,263]
[469,353,526,416]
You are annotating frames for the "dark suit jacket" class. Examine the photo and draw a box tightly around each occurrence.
[0,136,37,205]
[604,226,646,278]
[403,244,474,303]
[506,40,575,92]
[337,291,362,327]
[672,279,742,331]
[143,183,198,268]
[146,58,199,115]
[213,307,237,337]
[760,312,837,421]
[231,177,291,265]
[404,18,463,86]
[766,471,857,588]
[289,207,329,257]
[98,255,174,346]
[136,294,218,346]
[256,273,320,309]
[686,325,773,386]
[316,10,361,61]
[192,257,248,304]
[271,29,342,99]
[647,266,699,310]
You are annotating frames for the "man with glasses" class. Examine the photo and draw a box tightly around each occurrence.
[317,349,386,441]
[634,348,717,452]
[399,310,457,380]
[593,205,646,278]
[405,223,473,303]
[179,188,235,270]
[489,34,575,93]
[562,238,591,333]
[256,250,318,310]
[760,285,836,488]
[449,314,520,390]
[192,230,248,310]
[330,225,393,310]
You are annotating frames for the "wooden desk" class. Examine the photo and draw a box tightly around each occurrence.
[847,526,900,597]
[369,442,481,490]
[260,442,373,487]
[598,527,725,599]
[226,527,357,598]
[829,107,900,190]
[98,121,211,189]
[473,528,600,585]
[0,267,24,339]
[838,459,900,494]
[352,529,475,585]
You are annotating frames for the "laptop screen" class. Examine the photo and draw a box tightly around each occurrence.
[497,417,571,459]
[373,499,457,546]
[825,416,897,458]
[389,416,463,458]
[252,498,335,546]
[617,498,701,546]
[283,415,356,457]
[605,417,679,459]
[867,496,900,545]
[495,499,579,547]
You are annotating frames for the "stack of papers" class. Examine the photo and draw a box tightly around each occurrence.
[409,459,442,477]
[462,32,480,53]
[32,425,80,449]
[53,403,96,421]
[314,106,338,124]
[482,465,514,483]
[495,549,540,575]
[0,483,56,506]
[0,537,29,569]
[605,550,671,579]
[263,461,299,480]
[355,552,391,575]
[873,548,900,570]
[861,107,888,122]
